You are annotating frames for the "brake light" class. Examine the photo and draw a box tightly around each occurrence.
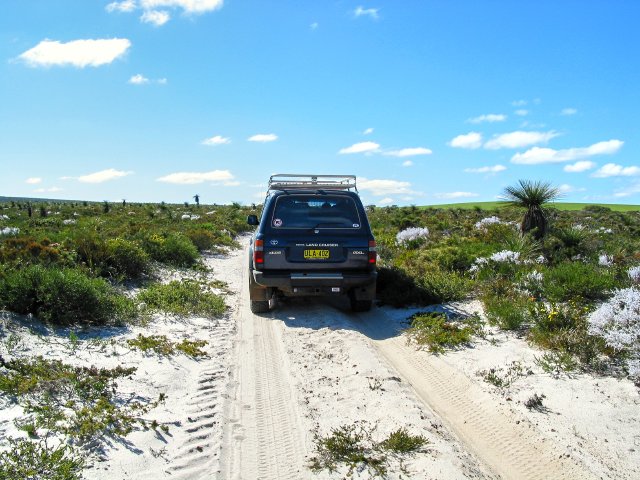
[254,239,264,265]
[368,240,377,265]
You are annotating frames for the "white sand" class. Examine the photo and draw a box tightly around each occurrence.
[1,237,638,479]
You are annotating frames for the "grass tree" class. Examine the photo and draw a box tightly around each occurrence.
[501,180,560,239]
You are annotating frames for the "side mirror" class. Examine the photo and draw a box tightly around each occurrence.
[247,214,259,226]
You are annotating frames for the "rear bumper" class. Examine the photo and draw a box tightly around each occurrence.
[253,269,377,296]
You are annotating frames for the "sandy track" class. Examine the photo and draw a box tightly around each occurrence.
[218,240,634,479]
[364,316,596,480]
[218,244,307,480]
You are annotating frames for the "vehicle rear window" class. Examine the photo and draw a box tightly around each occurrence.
[270,195,361,229]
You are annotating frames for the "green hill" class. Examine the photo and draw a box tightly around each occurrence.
[420,201,640,212]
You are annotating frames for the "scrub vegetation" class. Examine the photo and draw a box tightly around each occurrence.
[310,421,428,478]
[2,191,640,476]
[369,192,640,383]
[0,199,252,475]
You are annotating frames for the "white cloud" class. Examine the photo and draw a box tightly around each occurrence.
[512,100,527,107]
[19,38,131,68]
[129,73,149,84]
[515,109,529,116]
[434,191,479,200]
[363,127,374,135]
[157,169,234,184]
[378,197,394,205]
[34,187,63,193]
[402,160,413,167]
[561,108,577,116]
[25,177,42,184]
[141,9,170,25]
[248,133,278,142]
[468,113,506,124]
[354,6,379,19]
[358,178,414,196]
[484,130,558,150]
[310,22,319,30]
[384,147,432,157]
[448,132,482,149]
[140,0,223,14]
[558,184,585,194]
[464,165,507,174]
[564,160,596,173]
[129,74,167,84]
[106,1,137,13]
[592,163,640,178]
[77,168,133,183]
[202,135,231,145]
[338,141,380,155]
[613,182,640,198]
[512,140,624,165]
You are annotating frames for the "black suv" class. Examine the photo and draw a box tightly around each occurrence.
[247,174,377,313]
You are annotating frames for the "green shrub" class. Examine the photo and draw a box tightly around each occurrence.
[0,438,84,480]
[376,264,470,307]
[309,421,428,477]
[142,233,199,267]
[0,266,136,325]
[0,237,63,266]
[186,229,218,252]
[127,334,208,358]
[104,238,150,279]
[379,428,428,454]
[72,229,108,272]
[527,300,608,370]
[415,263,471,304]
[0,356,163,446]
[483,293,531,330]
[137,279,226,317]
[542,262,617,302]
[406,311,483,353]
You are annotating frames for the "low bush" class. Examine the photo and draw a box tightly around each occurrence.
[137,279,226,317]
[0,265,137,325]
[405,311,483,353]
[0,356,163,445]
[0,237,63,267]
[542,262,617,302]
[482,293,531,330]
[142,233,199,267]
[0,438,84,480]
[186,229,218,252]
[127,334,208,358]
[104,238,150,279]
[588,287,640,381]
[376,264,470,307]
[416,264,471,303]
[478,361,527,390]
[309,421,428,477]
[528,300,607,371]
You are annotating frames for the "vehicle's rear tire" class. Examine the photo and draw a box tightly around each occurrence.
[250,300,270,313]
[350,297,372,312]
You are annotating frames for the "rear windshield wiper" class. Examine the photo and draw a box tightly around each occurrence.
[309,222,346,230]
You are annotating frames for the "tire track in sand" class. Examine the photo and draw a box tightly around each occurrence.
[219,244,307,480]
[363,312,598,480]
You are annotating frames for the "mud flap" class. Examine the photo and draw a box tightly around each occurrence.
[249,270,272,301]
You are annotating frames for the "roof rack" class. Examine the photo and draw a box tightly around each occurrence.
[268,174,358,192]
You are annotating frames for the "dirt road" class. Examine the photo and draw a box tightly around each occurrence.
[216,241,600,480]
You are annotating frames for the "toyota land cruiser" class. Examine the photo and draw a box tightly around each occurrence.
[247,174,377,313]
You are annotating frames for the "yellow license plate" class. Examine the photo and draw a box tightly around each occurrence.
[303,249,330,259]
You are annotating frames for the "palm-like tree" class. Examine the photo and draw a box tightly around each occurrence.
[501,180,561,239]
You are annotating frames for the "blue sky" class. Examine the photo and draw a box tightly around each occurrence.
[1,0,639,205]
